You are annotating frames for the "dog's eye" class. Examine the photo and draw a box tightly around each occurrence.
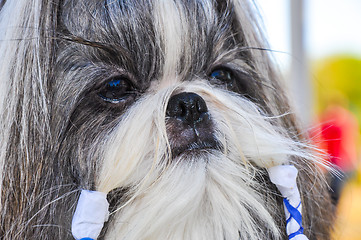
[210,68,234,84]
[209,67,251,96]
[209,68,235,89]
[98,77,135,104]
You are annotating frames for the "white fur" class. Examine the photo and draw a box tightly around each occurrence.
[153,0,187,84]
[97,81,314,240]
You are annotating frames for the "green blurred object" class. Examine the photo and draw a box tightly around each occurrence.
[313,55,361,124]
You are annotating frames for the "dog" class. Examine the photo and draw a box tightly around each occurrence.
[0,0,334,239]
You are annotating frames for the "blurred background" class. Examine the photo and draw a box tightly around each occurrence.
[257,0,361,239]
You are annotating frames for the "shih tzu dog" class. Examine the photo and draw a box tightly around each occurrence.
[0,0,334,239]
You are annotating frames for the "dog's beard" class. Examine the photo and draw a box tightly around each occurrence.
[105,153,277,240]
[97,81,309,240]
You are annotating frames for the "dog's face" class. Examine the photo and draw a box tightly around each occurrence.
[0,0,334,239]
[54,1,303,238]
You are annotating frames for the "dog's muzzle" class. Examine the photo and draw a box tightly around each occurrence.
[166,92,219,157]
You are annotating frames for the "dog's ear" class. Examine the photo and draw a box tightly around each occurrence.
[0,1,75,237]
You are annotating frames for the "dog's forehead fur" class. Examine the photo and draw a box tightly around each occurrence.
[60,0,242,84]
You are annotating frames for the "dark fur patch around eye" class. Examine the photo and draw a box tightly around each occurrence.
[64,73,142,135]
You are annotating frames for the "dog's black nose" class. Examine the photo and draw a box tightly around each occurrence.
[166,92,208,125]
[166,92,218,157]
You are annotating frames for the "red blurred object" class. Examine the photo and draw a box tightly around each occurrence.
[319,105,358,172]
[315,105,359,205]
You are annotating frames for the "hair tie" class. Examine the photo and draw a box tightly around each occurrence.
[268,165,309,240]
[72,190,110,240]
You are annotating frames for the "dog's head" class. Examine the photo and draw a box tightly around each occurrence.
[0,0,334,239]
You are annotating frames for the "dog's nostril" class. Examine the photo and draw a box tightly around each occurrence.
[166,92,208,125]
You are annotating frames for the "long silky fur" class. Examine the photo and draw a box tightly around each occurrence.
[0,0,334,239]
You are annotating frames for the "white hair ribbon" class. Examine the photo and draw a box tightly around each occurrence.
[268,165,309,240]
[72,190,110,240]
